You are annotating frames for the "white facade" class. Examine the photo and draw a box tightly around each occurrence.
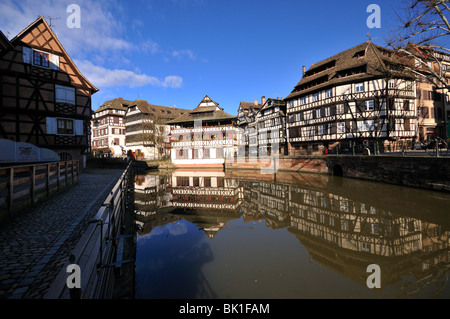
[169,95,241,167]
[91,107,127,157]
[170,125,243,166]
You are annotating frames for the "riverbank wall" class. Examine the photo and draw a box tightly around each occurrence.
[225,156,450,192]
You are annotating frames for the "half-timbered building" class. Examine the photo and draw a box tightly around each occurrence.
[0,17,98,168]
[91,97,132,157]
[168,95,242,167]
[257,98,288,156]
[404,44,450,141]
[124,99,188,160]
[236,99,263,156]
[169,170,243,238]
[285,41,417,155]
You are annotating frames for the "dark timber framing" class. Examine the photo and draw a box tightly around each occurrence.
[0,17,98,168]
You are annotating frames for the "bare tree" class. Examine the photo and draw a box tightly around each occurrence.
[387,0,450,90]
[147,112,167,160]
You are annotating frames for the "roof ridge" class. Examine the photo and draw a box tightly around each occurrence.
[10,16,98,93]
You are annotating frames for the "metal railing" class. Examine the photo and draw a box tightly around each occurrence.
[45,163,134,299]
[0,161,79,223]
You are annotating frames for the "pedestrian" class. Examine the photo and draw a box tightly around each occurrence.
[127,150,135,161]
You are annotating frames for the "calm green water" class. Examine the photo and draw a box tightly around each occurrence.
[133,170,450,299]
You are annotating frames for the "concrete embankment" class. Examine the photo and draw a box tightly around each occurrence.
[225,156,450,192]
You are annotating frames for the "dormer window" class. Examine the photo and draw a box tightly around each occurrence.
[33,50,49,67]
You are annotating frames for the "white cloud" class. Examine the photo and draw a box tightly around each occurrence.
[75,60,183,89]
[0,0,184,90]
[162,76,183,88]
[0,0,158,56]
[172,49,196,60]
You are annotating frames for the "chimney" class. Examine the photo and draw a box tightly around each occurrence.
[119,97,123,100]
[254,100,258,106]
[261,96,266,105]
[170,105,172,108]
[302,66,305,76]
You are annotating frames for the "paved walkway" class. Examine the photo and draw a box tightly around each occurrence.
[0,168,124,299]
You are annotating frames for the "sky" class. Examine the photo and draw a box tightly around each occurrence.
[0,0,409,115]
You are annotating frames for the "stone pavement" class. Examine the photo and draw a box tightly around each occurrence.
[0,168,125,299]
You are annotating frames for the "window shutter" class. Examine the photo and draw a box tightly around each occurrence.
[55,85,65,102]
[55,85,76,104]
[49,54,59,70]
[74,120,84,136]
[22,46,32,64]
[66,87,76,104]
[46,117,57,134]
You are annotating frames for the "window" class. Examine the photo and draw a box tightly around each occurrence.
[316,108,322,118]
[304,110,313,120]
[23,47,59,70]
[319,214,326,224]
[295,113,301,121]
[341,220,349,231]
[395,119,404,131]
[336,104,344,114]
[355,83,365,92]
[313,93,319,101]
[326,89,333,98]
[340,199,349,212]
[288,115,294,123]
[365,100,374,111]
[300,97,306,105]
[403,100,410,111]
[176,176,189,186]
[357,120,374,132]
[329,217,336,227]
[388,80,396,88]
[337,122,345,134]
[33,50,49,67]
[324,107,331,117]
[370,224,380,235]
[318,125,325,135]
[421,106,429,119]
[55,85,76,104]
[361,242,371,253]
[57,119,74,135]
[193,177,200,187]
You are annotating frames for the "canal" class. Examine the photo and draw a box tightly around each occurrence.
[132,169,450,299]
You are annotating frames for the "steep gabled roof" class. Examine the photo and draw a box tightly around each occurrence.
[127,99,189,124]
[10,16,98,93]
[167,95,236,124]
[95,98,134,113]
[259,97,285,111]
[285,41,414,100]
[239,101,262,111]
[191,95,222,113]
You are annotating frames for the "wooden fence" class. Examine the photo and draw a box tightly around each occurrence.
[45,163,134,299]
[0,161,79,223]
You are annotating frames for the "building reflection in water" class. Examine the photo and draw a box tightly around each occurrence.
[134,169,450,298]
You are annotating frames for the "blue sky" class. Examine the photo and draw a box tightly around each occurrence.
[0,0,406,115]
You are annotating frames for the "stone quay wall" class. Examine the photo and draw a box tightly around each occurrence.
[225,156,450,192]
